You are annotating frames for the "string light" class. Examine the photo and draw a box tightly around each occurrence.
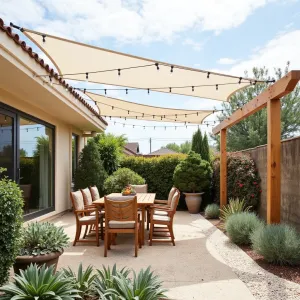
[86,73,89,82]
[192,86,194,92]
[42,35,46,43]
[118,69,121,76]
[126,89,128,94]
[216,84,218,91]
[148,88,150,95]
[112,106,114,110]
[104,89,107,96]
[170,65,174,75]
[84,88,86,94]
[49,76,52,86]
[169,87,172,93]
[239,77,242,84]
[155,63,159,71]
[207,72,210,79]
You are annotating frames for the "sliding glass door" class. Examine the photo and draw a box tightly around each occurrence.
[0,103,55,220]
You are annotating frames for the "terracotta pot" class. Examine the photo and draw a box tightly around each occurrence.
[183,192,204,214]
[13,251,63,275]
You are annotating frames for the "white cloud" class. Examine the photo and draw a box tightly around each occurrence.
[183,38,204,51]
[218,58,239,65]
[223,30,300,77]
[0,0,284,43]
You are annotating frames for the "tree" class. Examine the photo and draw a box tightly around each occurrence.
[74,140,107,196]
[202,133,210,162]
[211,63,300,151]
[20,148,27,157]
[164,141,191,154]
[93,133,127,175]
[191,129,203,156]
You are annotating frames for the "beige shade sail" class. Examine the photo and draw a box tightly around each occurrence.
[86,92,213,124]
[23,29,262,102]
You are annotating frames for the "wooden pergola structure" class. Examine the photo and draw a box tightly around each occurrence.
[212,71,300,224]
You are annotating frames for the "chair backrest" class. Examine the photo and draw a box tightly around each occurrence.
[81,188,93,206]
[104,195,137,223]
[89,186,100,201]
[131,184,148,193]
[70,191,85,217]
[170,189,180,212]
[167,187,177,206]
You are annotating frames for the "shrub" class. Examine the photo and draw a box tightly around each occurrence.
[0,264,80,299]
[104,168,145,194]
[120,154,185,200]
[63,263,96,298]
[93,133,127,175]
[0,168,23,286]
[251,224,300,266]
[94,265,167,300]
[213,153,261,209]
[74,139,107,196]
[20,222,69,256]
[173,151,212,193]
[205,204,220,219]
[226,212,263,245]
[220,198,251,223]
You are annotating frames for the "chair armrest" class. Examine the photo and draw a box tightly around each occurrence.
[75,207,98,214]
[154,200,168,204]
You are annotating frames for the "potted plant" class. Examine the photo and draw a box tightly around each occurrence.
[13,222,69,274]
[173,151,212,214]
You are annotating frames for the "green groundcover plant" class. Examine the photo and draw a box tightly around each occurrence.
[104,167,145,194]
[0,264,168,300]
[204,204,220,219]
[20,222,69,256]
[251,224,300,266]
[226,212,263,245]
[0,168,24,286]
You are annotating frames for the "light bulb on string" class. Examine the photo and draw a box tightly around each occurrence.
[86,73,89,82]
[126,89,128,95]
[207,72,210,79]
[118,69,121,77]
[42,35,46,43]
[239,77,242,84]
[49,76,53,86]
[192,86,194,92]
[104,89,107,97]
[148,89,150,95]
[155,63,159,71]
[170,65,174,75]
[169,87,172,93]
[216,84,218,91]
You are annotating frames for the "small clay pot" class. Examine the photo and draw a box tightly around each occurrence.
[13,251,63,275]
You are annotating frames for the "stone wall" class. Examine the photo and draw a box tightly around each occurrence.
[241,136,300,231]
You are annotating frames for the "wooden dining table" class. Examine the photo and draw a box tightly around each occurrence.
[93,193,156,244]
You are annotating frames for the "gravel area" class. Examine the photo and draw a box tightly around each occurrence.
[205,216,300,300]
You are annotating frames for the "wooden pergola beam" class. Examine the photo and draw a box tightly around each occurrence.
[212,71,300,135]
[213,70,300,223]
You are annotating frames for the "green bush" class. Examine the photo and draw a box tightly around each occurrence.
[104,168,145,194]
[0,264,80,299]
[120,154,185,200]
[226,212,263,245]
[213,153,261,209]
[93,133,127,175]
[0,168,24,286]
[220,198,251,223]
[20,222,69,256]
[173,151,212,193]
[251,224,300,266]
[74,140,107,196]
[204,204,220,219]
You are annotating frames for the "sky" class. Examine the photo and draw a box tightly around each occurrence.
[1,0,300,154]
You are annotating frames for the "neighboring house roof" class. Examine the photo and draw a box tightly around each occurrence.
[124,143,140,154]
[146,148,178,156]
[0,18,107,125]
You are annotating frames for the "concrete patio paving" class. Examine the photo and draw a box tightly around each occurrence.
[51,211,256,300]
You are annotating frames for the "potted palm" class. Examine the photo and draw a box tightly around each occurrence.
[173,151,212,214]
[13,222,69,274]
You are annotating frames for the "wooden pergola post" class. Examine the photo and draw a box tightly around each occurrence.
[267,98,281,223]
[212,71,300,223]
[220,129,227,207]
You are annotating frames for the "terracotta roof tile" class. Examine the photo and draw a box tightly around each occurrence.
[0,18,107,126]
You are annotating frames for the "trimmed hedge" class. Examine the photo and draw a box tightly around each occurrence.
[0,168,24,285]
[213,153,261,209]
[120,155,186,207]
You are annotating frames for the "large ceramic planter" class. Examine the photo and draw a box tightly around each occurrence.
[183,192,204,214]
[13,250,63,275]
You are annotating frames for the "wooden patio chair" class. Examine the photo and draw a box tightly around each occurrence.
[89,185,100,201]
[146,186,177,229]
[131,184,148,193]
[70,191,103,246]
[104,195,142,257]
[81,187,104,239]
[149,188,180,246]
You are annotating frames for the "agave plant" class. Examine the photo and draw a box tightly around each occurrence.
[62,263,96,297]
[93,264,130,299]
[220,198,252,223]
[20,222,70,256]
[103,266,168,300]
[0,264,80,300]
